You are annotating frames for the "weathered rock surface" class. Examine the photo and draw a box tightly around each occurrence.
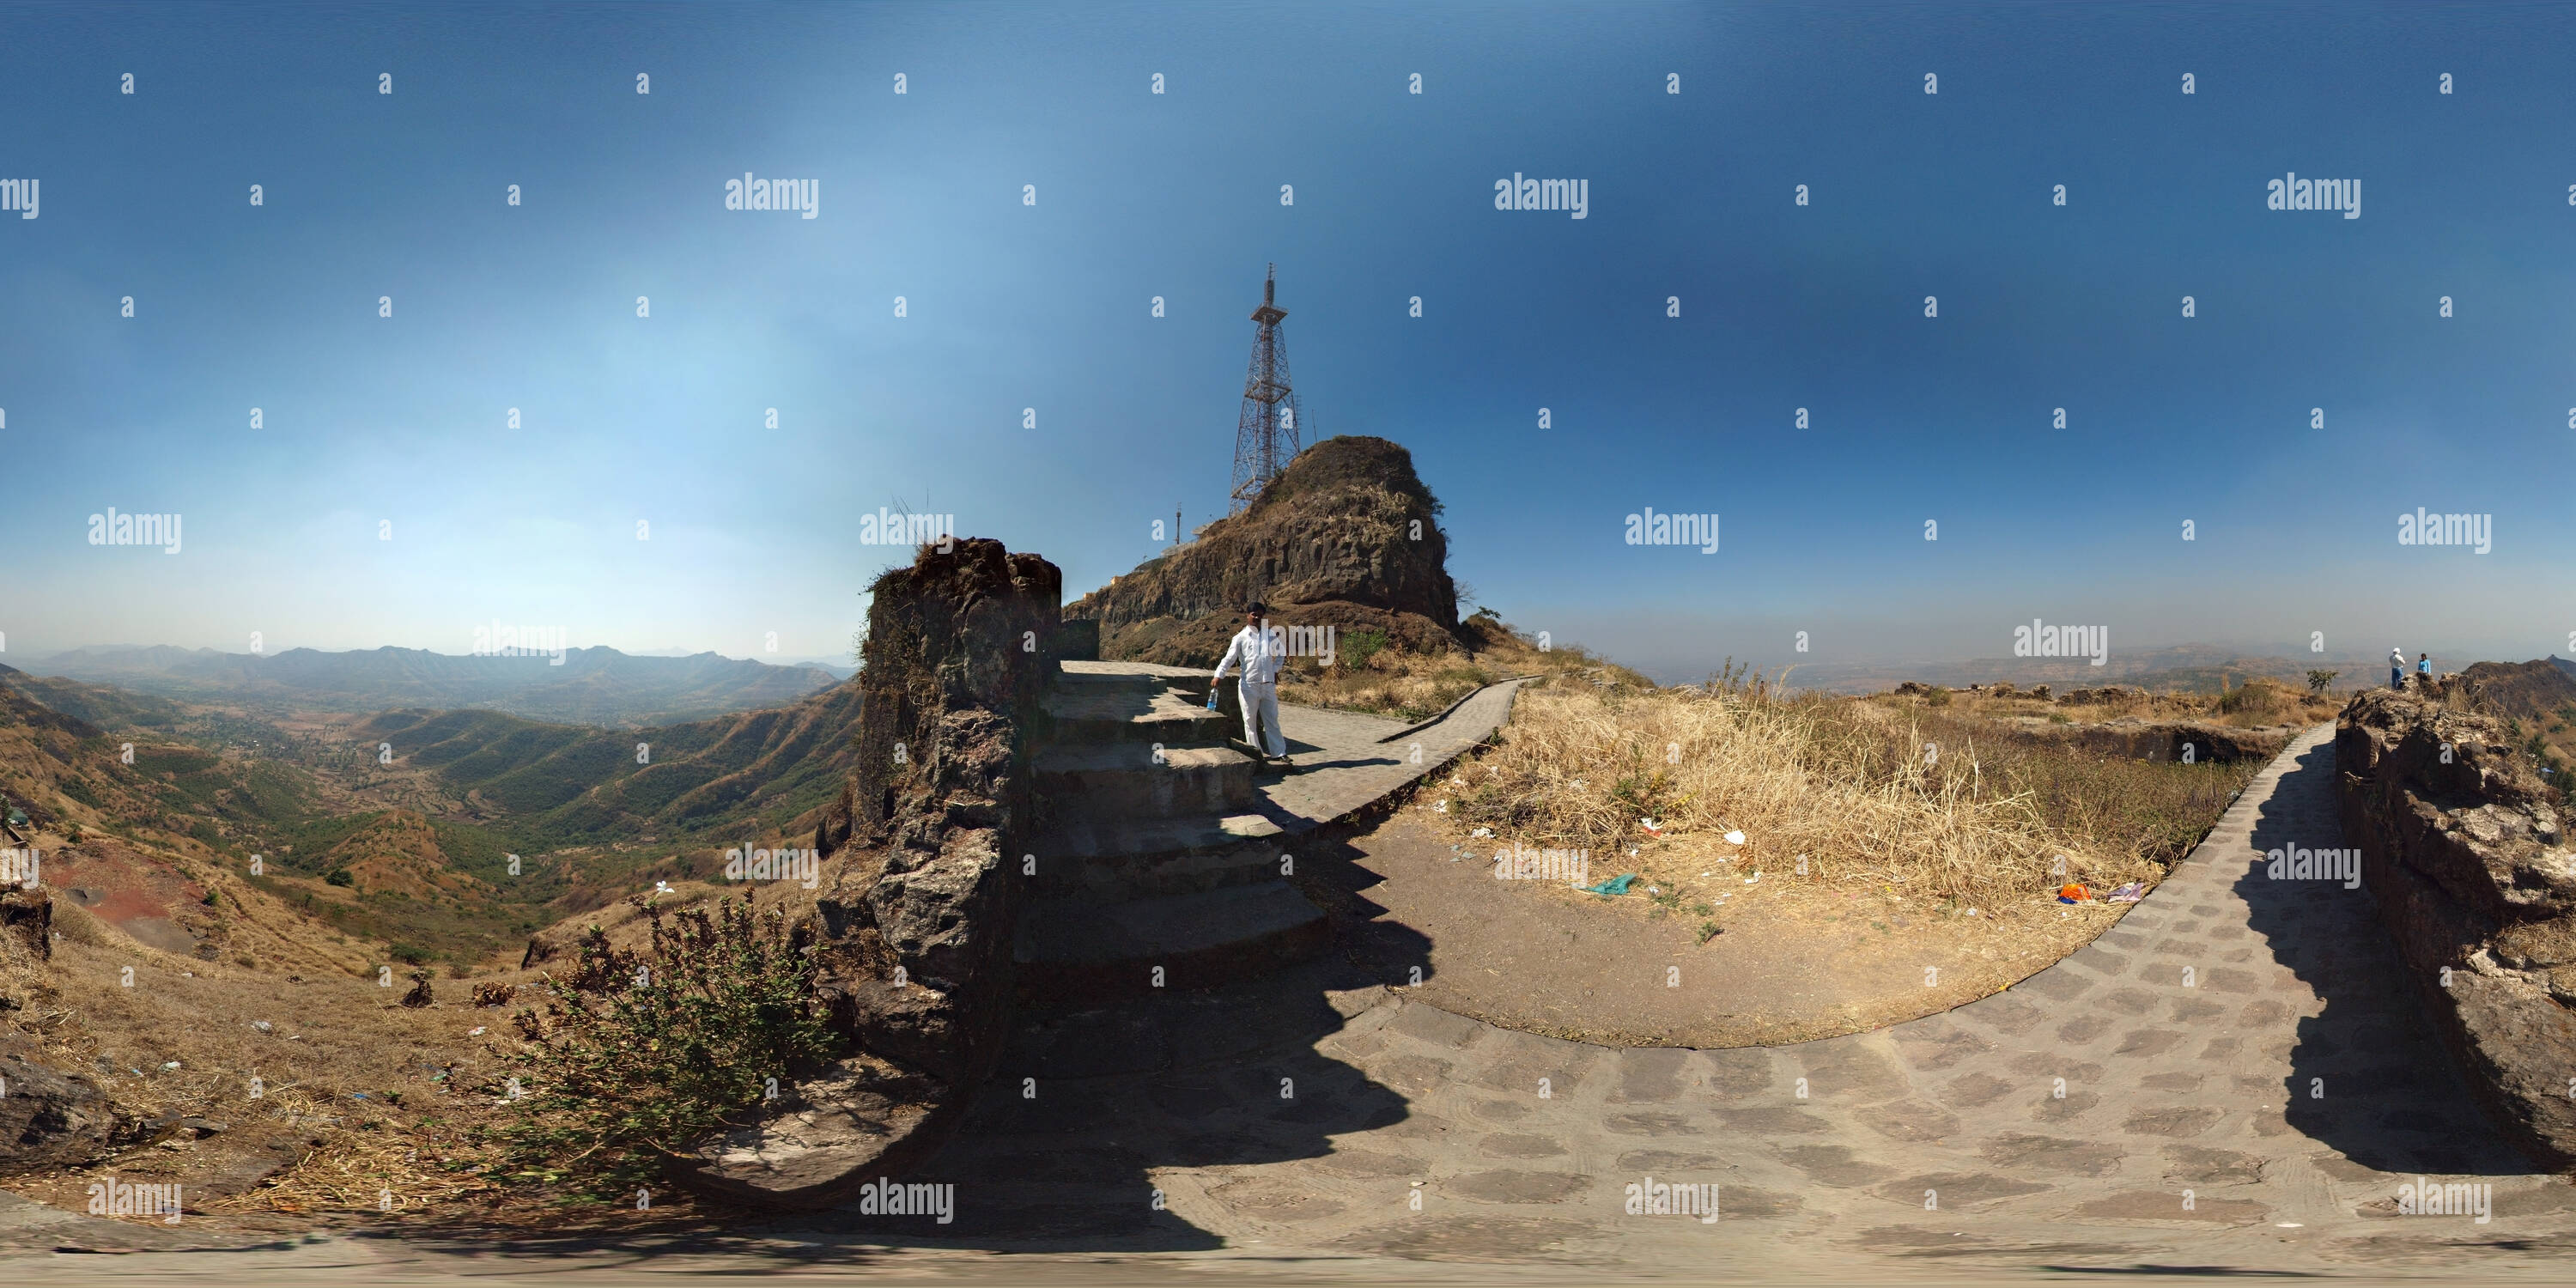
[2337,687,2576,1165]
[675,538,1059,1206]
[1067,435,1461,668]
[0,1039,112,1176]
[665,1056,947,1206]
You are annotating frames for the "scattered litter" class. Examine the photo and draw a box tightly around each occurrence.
[2275,1222,2303,1229]
[1698,872,1710,878]
[1723,830,1746,846]
[180,970,193,978]
[1646,885,1661,896]
[1471,828,1492,839]
[2057,883,2092,904]
[1965,908,1981,917]
[251,1020,272,1033]
[1449,776,1466,787]
[287,1035,305,1042]
[2107,881,2146,903]
[160,1061,180,1071]
[1579,873,1639,897]
[467,1026,486,1037]
[1639,818,1663,836]
[350,1092,371,1100]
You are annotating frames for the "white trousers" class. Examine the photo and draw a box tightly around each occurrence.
[1239,680,1285,757]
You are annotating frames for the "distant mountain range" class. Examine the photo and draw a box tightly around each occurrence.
[22,645,840,727]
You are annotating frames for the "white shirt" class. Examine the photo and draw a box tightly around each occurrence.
[1215,624,1287,685]
[2391,648,2405,668]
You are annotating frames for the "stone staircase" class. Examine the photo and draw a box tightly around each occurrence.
[1015,661,1328,1009]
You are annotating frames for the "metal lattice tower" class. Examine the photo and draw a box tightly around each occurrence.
[1229,264,1307,514]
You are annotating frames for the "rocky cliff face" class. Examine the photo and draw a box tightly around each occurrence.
[1067,435,1462,668]
[2336,688,2576,1165]
[673,538,1060,1206]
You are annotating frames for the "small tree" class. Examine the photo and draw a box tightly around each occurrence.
[2306,668,2339,695]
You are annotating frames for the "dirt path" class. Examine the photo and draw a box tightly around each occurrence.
[1327,814,2129,1047]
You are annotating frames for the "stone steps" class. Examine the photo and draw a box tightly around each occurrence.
[1013,876,1328,1010]
[1030,741,1257,822]
[1019,660,1329,1012]
[1038,677,1236,749]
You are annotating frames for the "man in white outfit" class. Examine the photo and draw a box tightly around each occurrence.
[1214,603,1290,767]
[2390,646,2404,690]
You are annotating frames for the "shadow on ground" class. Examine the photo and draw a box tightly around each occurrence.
[2238,737,2534,1176]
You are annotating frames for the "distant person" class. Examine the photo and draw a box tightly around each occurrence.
[2418,653,2433,684]
[2390,646,2405,690]
[1214,602,1290,768]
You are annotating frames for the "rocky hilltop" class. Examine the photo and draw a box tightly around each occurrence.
[1067,435,1463,667]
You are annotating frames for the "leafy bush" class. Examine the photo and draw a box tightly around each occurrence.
[1925,685,1953,707]
[498,896,839,1194]
[324,868,355,887]
[1340,628,1390,670]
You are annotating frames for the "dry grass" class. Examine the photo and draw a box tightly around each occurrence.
[1434,672,2264,916]
[1278,612,1650,722]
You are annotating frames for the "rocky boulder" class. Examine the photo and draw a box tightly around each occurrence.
[0,1040,112,1176]
[673,538,1059,1206]
[1067,435,1461,668]
[2337,687,2576,1166]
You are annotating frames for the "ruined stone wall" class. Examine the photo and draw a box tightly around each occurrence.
[2336,688,2576,1166]
[823,538,1060,1090]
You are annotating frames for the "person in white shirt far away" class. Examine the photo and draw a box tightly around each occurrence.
[2390,646,2405,690]
[1213,602,1290,767]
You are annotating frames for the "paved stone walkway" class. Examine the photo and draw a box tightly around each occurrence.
[1250,682,1531,833]
[12,722,2576,1279]
[932,723,2576,1273]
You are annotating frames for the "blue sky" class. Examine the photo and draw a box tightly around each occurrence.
[3,1,2571,679]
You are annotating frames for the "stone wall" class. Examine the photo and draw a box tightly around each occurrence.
[674,538,1060,1206]
[2336,687,2576,1166]
[829,538,1060,1086]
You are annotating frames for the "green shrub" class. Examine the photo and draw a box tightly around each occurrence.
[498,896,838,1194]
[1926,685,1953,707]
[324,868,355,887]
[1340,628,1390,670]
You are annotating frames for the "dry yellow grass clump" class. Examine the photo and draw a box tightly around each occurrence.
[1440,670,2257,912]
